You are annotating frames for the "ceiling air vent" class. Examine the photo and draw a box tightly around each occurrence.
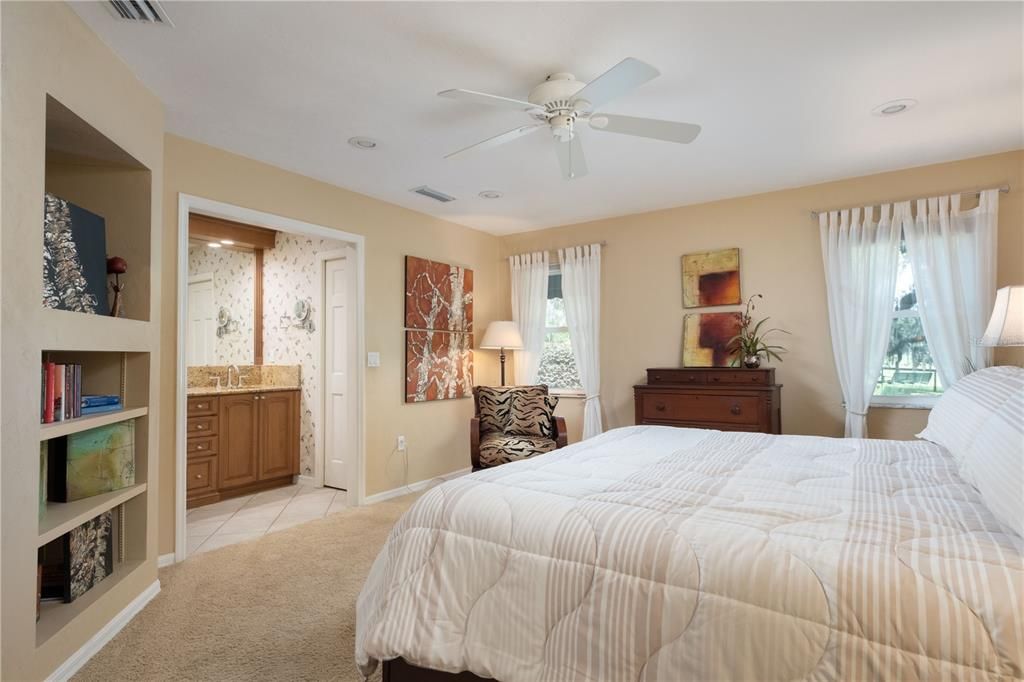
[410,186,456,203]
[106,0,174,26]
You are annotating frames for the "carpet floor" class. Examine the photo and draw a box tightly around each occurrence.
[74,494,418,682]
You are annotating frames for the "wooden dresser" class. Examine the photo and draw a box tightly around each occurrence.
[634,368,782,434]
[186,389,300,508]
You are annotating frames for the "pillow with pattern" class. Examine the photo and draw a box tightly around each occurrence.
[505,394,559,438]
[475,385,548,434]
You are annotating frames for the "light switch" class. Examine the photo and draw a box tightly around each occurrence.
[367,352,381,367]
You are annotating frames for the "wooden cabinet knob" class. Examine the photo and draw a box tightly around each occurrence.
[195,473,203,479]
[196,424,204,430]
[655,403,666,412]
[730,404,742,415]
[196,445,204,450]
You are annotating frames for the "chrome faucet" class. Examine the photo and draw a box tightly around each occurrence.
[227,364,240,389]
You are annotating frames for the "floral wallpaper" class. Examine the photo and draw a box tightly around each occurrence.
[188,245,255,365]
[263,232,348,477]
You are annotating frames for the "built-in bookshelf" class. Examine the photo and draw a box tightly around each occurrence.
[0,60,161,677]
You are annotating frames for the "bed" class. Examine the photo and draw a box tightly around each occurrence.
[357,370,1023,681]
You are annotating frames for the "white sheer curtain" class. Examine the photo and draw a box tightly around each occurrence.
[902,190,998,387]
[559,244,603,439]
[820,205,901,438]
[509,251,549,385]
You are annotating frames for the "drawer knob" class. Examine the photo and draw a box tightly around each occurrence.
[195,474,203,479]
[655,403,666,412]
[197,403,207,409]
[196,445,204,450]
[730,404,742,415]
[196,424,204,430]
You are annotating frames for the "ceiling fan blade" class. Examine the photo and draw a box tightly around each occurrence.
[438,88,542,113]
[444,124,544,159]
[555,135,588,180]
[588,113,701,144]
[572,58,660,110]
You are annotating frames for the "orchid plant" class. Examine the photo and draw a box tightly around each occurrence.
[728,294,790,368]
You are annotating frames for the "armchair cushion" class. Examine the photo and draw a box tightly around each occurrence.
[505,394,559,438]
[479,433,558,468]
[474,385,548,434]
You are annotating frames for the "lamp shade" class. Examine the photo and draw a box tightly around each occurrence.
[480,321,524,350]
[980,285,1024,346]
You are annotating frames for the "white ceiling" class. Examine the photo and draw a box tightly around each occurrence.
[73,2,1023,235]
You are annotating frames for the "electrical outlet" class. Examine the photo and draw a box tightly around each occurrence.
[396,435,407,452]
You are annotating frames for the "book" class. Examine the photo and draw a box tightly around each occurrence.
[80,403,122,416]
[44,363,55,424]
[81,395,120,408]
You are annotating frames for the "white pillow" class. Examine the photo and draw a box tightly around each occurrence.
[961,389,1024,537]
[918,365,1023,467]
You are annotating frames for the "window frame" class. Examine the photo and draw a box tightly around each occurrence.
[869,237,942,410]
[539,264,584,397]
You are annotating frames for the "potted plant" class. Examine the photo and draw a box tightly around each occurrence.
[728,294,789,368]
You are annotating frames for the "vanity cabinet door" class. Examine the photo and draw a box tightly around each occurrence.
[218,393,260,489]
[259,390,299,480]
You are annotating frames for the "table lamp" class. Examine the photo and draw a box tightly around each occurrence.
[980,285,1024,347]
[480,321,524,386]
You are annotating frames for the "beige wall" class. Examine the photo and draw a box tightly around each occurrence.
[1,3,164,678]
[501,151,1024,443]
[159,135,504,554]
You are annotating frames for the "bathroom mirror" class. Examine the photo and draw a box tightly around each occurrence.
[186,240,257,367]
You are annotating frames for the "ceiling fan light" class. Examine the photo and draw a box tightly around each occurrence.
[589,115,609,129]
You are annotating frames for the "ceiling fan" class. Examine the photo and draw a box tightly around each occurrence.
[438,58,701,180]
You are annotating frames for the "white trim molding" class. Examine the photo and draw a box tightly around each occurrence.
[363,467,472,505]
[46,580,160,681]
[158,553,176,568]
[175,194,367,564]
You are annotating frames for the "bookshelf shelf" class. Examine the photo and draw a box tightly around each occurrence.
[39,406,148,441]
[38,483,147,547]
[36,559,146,646]
[38,309,151,353]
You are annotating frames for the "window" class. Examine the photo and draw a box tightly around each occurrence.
[872,236,943,406]
[536,267,583,393]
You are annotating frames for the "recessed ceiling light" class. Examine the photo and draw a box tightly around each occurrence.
[872,99,917,117]
[207,242,222,249]
[348,136,379,150]
[219,239,234,245]
[478,190,504,199]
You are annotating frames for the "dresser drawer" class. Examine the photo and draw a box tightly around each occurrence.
[187,415,218,436]
[187,435,218,457]
[647,369,706,385]
[187,396,219,416]
[641,393,761,425]
[187,457,218,495]
[706,371,770,385]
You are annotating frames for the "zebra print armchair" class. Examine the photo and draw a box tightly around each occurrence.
[471,385,568,470]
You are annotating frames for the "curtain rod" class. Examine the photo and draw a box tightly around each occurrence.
[510,241,608,260]
[809,184,1010,219]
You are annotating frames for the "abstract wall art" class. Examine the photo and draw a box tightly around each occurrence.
[405,256,474,332]
[43,193,109,315]
[682,247,741,308]
[405,331,474,402]
[48,422,135,503]
[683,312,743,367]
[404,256,474,402]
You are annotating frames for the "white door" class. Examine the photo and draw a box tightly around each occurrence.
[187,275,215,366]
[323,253,356,490]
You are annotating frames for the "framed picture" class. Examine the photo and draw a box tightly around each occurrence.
[38,511,114,603]
[405,330,473,402]
[48,422,135,502]
[683,312,743,367]
[43,193,109,315]
[681,247,741,308]
[405,256,474,332]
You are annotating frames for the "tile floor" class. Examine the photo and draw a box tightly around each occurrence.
[186,484,348,556]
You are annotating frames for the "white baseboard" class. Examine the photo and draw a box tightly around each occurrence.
[296,474,319,488]
[47,580,160,682]
[158,553,176,568]
[363,467,471,505]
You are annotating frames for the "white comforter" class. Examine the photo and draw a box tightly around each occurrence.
[356,426,1024,681]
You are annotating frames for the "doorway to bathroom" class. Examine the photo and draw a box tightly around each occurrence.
[174,195,365,564]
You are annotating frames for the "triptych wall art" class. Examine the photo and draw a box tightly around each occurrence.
[681,247,743,367]
[404,256,474,402]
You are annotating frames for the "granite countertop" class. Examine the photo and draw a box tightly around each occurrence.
[187,384,300,397]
